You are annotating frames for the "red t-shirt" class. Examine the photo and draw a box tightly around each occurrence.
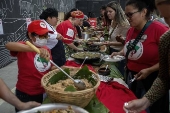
[124,21,168,72]
[56,20,77,44]
[10,42,52,95]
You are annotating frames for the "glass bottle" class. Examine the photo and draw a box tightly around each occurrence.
[103,27,109,41]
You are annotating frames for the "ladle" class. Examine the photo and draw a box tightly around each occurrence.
[26,41,86,90]
[79,56,88,69]
[105,65,108,71]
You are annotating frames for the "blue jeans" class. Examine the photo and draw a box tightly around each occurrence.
[109,47,125,76]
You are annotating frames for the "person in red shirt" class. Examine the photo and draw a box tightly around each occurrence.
[111,0,169,112]
[124,0,170,112]
[5,20,55,112]
[56,10,84,58]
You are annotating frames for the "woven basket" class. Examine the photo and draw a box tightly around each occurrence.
[41,66,100,108]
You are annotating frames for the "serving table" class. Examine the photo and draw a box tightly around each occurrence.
[42,57,146,113]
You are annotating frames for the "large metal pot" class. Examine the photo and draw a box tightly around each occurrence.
[82,32,92,40]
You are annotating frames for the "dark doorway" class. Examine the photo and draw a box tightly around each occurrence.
[76,0,126,18]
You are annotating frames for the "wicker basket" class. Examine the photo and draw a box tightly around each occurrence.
[41,66,100,108]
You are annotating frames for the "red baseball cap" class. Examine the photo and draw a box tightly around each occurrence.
[28,20,52,35]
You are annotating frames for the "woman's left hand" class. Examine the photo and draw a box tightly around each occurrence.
[134,68,152,80]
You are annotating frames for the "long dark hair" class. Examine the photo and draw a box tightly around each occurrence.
[126,0,156,19]
[104,11,111,28]
[107,1,129,26]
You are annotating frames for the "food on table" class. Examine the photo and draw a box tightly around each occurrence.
[37,106,75,113]
[89,37,99,41]
[49,78,93,91]
[100,45,107,52]
[71,52,101,59]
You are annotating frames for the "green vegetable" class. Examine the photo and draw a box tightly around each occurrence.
[47,66,97,87]
[109,63,124,79]
[47,68,70,85]
[74,65,97,86]
[64,85,77,92]
[84,96,109,113]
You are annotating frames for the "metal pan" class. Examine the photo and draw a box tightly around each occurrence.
[71,52,101,64]
[17,103,89,113]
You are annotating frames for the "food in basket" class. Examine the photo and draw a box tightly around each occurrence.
[50,78,93,91]
[41,66,100,108]
[37,106,75,113]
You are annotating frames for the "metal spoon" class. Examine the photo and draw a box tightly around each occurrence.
[50,61,86,90]
[26,41,86,90]
[99,55,105,63]
[105,65,108,71]
[79,56,88,69]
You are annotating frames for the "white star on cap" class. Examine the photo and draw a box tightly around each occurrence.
[40,22,47,28]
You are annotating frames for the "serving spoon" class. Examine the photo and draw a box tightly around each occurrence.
[26,41,86,90]
[79,56,88,69]
[105,65,108,71]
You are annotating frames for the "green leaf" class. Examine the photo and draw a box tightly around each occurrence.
[74,65,97,86]
[64,85,77,92]
[84,96,109,113]
[108,63,124,79]
[47,68,70,85]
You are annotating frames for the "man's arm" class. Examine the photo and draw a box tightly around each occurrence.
[0,78,40,110]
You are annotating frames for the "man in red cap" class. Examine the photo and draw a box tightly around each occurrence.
[5,20,55,112]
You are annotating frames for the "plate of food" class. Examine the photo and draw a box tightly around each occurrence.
[17,103,89,113]
[103,55,125,62]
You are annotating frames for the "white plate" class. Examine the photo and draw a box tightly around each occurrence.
[103,55,125,62]
[17,103,89,113]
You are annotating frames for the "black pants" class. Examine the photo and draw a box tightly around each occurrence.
[109,47,125,76]
[126,69,169,113]
[15,89,43,112]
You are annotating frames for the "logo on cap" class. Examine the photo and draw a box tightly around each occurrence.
[40,22,47,28]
